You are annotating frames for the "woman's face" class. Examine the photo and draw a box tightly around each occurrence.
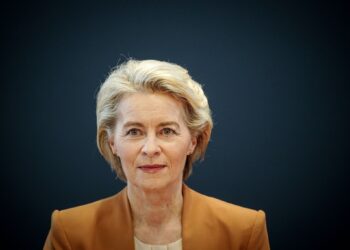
[109,92,197,191]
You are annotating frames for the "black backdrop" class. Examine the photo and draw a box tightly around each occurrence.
[1,1,349,249]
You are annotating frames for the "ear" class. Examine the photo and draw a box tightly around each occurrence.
[188,136,197,155]
[108,134,117,155]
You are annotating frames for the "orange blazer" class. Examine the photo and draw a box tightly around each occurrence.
[44,185,270,250]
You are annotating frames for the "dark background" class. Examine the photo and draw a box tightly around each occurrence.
[1,0,349,249]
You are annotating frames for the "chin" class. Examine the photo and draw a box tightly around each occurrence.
[135,178,180,192]
[139,180,168,191]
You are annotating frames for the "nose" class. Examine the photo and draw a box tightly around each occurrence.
[141,135,161,157]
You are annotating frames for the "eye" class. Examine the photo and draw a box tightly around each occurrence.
[160,127,177,136]
[126,128,143,136]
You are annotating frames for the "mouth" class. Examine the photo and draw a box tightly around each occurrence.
[137,164,166,173]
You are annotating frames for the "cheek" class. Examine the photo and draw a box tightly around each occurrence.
[116,140,138,164]
[169,142,191,165]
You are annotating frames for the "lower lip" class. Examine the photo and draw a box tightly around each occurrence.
[138,166,166,174]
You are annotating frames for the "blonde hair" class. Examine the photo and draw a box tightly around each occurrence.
[96,59,213,181]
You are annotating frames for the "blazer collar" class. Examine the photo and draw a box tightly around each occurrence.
[182,184,210,250]
[109,186,134,250]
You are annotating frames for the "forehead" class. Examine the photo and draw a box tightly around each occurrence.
[116,92,186,124]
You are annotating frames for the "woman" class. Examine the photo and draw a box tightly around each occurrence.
[44,59,270,250]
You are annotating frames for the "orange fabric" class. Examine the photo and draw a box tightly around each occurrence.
[44,185,270,250]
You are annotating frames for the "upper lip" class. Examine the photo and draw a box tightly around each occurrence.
[138,164,166,168]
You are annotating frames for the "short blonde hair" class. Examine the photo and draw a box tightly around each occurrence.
[96,59,213,182]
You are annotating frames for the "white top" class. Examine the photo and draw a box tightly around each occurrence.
[134,237,183,250]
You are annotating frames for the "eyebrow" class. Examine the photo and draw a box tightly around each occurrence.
[122,122,144,128]
[158,122,180,129]
[122,121,180,129]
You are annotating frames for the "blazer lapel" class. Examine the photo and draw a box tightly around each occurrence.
[182,184,212,250]
[107,187,135,250]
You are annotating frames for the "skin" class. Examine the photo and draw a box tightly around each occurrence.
[109,92,197,244]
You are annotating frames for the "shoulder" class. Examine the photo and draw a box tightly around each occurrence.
[202,190,267,233]
[49,192,122,239]
[182,185,270,249]
[55,191,122,224]
[185,185,265,225]
[44,188,131,249]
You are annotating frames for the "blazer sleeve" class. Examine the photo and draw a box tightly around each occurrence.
[246,210,270,250]
[43,210,72,250]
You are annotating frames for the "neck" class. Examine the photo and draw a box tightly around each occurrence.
[127,181,183,227]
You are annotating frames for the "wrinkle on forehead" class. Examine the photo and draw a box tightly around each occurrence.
[116,92,187,127]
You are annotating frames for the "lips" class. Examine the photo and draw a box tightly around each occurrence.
[138,164,166,173]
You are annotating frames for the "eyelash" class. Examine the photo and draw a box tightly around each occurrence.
[161,127,177,136]
[125,128,178,137]
[125,128,142,136]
